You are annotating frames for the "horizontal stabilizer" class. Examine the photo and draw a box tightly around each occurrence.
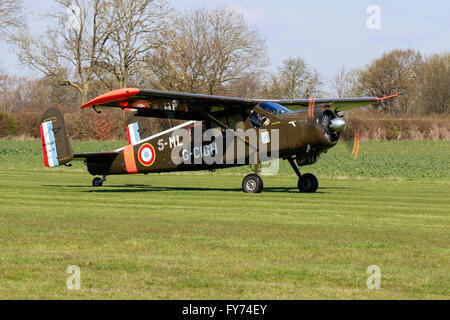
[73,151,120,158]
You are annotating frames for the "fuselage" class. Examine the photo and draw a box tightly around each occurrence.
[85,103,342,176]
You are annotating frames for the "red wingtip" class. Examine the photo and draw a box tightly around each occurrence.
[80,88,140,109]
[376,94,399,102]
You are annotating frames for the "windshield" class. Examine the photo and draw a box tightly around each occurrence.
[259,102,291,115]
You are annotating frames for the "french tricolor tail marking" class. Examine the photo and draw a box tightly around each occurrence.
[40,120,59,167]
[126,122,140,145]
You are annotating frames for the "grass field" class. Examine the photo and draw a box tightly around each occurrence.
[0,140,449,299]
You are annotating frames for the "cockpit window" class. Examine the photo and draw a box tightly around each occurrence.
[259,102,291,116]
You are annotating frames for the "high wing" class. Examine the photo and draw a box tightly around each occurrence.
[80,88,398,118]
[80,88,257,120]
[276,94,399,111]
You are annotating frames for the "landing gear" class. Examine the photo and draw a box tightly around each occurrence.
[92,175,107,187]
[287,157,319,193]
[298,173,319,193]
[242,174,263,193]
[92,177,103,187]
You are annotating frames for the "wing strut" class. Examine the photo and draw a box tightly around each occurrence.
[189,104,258,151]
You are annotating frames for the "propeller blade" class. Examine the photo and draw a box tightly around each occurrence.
[350,132,360,160]
[339,110,361,160]
[308,96,315,120]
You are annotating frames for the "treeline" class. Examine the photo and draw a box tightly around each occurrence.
[0,0,448,140]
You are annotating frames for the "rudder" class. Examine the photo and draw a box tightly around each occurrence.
[40,108,73,167]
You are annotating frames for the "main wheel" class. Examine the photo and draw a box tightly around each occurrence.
[242,174,263,193]
[298,173,318,193]
[92,177,103,187]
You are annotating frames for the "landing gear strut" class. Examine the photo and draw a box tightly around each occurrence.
[92,175,107,187]
[287,157,319,193]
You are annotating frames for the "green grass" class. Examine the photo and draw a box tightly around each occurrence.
[0,140,449,299]
[1,140,449,179]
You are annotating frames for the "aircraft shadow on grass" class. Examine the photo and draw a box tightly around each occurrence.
[42,184,335,194]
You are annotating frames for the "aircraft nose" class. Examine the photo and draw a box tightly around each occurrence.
[330,118,346,132]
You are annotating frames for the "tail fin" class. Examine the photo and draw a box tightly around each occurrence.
[126,112,153,145]
[40,108,73,167]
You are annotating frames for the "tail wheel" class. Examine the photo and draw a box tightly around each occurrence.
[242,174,263,193]
[298,173,318,193]
[92,177,103,187]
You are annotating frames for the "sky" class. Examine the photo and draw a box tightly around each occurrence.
[1,0,449,85]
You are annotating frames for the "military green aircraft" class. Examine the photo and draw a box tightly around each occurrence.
[40,88,397,193]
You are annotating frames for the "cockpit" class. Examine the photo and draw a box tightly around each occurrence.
[250,102,291,128]
[259,102,292,116]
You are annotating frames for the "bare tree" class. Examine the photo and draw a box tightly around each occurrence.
[0,74,25,113]
[10,0,115,104]
[220,72,264,98]
[262,57,322,99]
[328,66,358,98]
[145,7,268,94]
[97,0,170,89]
[0,72,5,89]
[0,0,23,39]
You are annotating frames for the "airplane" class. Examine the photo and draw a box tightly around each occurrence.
[39,88,398,193]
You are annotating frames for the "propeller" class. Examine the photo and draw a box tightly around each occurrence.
[308,95,360,159]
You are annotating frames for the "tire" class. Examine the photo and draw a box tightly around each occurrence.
[298,173,318,193]
[242,174,263,193]
[92,177,103,187]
